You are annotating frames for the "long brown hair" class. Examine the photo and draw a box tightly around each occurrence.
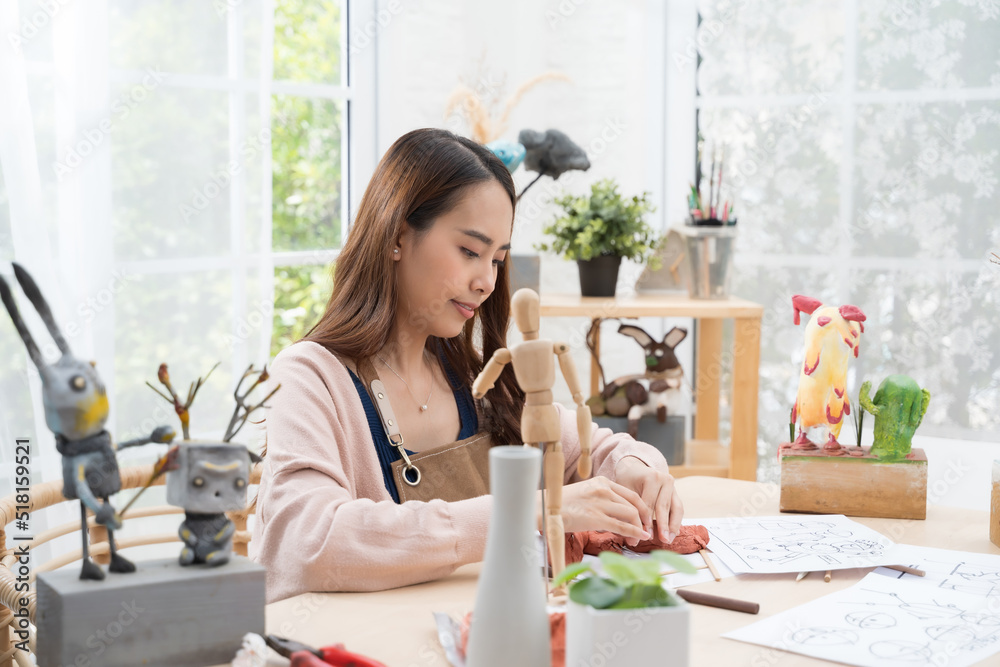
[304,128,525,446]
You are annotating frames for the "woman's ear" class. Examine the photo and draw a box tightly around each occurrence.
[394,225,414,260]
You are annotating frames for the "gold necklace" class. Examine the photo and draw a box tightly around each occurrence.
[376,353,433,412]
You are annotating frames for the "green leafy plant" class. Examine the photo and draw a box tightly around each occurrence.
[553,551,697,610]
[536,179,660,267]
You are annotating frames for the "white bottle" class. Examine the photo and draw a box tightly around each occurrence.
[466,446,550,667]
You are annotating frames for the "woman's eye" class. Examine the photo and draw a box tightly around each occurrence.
[462,247,479,259]
[493,258,505,268]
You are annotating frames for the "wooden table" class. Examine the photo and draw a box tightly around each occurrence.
[245,477,998,666]
[539,293,764,481]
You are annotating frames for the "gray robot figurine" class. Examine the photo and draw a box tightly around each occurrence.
[0,263,175,580]
[166,442,250,567]
[161,364,274,567]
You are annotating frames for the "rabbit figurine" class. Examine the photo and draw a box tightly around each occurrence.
[0,263,175,580]
[602,324,688,439]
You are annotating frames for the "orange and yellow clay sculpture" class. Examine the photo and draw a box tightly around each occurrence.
[789,294,867,453]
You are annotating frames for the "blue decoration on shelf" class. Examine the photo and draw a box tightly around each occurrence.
[486,140,526,173]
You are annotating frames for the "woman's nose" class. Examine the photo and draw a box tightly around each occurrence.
[471,260,496,295]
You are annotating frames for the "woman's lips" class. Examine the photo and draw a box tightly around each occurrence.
[451,300,476,319]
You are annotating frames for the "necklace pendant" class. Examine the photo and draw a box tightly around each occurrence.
[420,405,428,412]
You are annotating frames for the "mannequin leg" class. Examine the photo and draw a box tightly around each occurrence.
[543,441,565,592]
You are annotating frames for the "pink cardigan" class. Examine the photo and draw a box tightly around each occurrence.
[250,341,669,602]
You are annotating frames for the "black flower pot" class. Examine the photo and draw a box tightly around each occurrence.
[577,255,622,297]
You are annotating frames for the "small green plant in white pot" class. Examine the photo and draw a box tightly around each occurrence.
[555,550,695,667]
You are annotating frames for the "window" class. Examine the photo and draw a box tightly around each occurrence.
[686,0,1000,480]
[0,0,375,561]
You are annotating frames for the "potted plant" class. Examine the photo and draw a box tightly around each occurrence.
[537,179,660,297]
[554,550,695,666]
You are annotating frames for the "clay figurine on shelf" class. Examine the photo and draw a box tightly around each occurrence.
[789,294,867,453]
[594,324,688,439]
[157,364,277,566]
[472,288,592,589]
[859,375,931,462]
[0,263,176,580]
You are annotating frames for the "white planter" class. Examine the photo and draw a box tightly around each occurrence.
[565,592,690,667]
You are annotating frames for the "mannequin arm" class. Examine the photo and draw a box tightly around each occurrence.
[555,342,592,478]
[473,348,512,399]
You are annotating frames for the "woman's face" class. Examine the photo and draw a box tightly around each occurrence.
[394,181,513,340]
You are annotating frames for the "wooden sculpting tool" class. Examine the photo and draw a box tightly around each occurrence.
[676,589,759,615]
[795,571,809,582]
[883,564,926,577]
[700,549,722,582]
[824,570,832,583]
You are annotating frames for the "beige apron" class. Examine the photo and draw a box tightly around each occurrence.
[353,357,493,503]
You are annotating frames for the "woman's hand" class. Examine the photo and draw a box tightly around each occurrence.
[538,476,651,545]
[613,456,684,543]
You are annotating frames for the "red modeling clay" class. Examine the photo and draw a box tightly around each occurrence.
[564,523,710,564]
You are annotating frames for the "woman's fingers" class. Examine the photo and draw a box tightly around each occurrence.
[636,480,659,535]
[653,475,677,542]
[602,517,649,542]
[600,481,651,545]
[561,477,651,540]
[666,487,684,538]
[604,480,651,523]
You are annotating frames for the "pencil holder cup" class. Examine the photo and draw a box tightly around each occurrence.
[991,461,1000,548]
[676,225,737,300]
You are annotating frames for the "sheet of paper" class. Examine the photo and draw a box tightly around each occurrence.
[725,572,1000,667]
[873,544,1000,601]
[700,515,899,574]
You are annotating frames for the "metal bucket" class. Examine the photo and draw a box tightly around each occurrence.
[676,225,737,299]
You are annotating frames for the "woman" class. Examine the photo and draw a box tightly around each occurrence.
[251,128,683,602]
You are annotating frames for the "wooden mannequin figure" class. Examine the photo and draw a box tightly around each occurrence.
[472,288,592,589]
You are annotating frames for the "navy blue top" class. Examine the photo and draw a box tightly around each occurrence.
[347,357,478,503]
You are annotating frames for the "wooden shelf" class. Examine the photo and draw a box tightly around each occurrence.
[670,439,730,479]
[539,293,764,319]
[539,292,763,481]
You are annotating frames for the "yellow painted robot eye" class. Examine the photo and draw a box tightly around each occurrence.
[234,478,246,490]
[192,477,205,487]
[70,375,86,391]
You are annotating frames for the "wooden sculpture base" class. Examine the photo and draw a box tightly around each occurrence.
[37,556,265,667]
[779,444,927,520]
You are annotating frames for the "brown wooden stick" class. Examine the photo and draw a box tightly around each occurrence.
[883,564,926,577]
[824,570,832,583]
[675,588,759,614]
[700,549,722,582]
[658,563,710,576]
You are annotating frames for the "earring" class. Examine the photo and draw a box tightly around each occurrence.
[393,248,399,254]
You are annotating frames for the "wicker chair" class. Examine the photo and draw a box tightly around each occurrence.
[0,463,262,666]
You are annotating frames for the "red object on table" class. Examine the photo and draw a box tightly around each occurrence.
[266,635,389,667]
[564,523,710,564]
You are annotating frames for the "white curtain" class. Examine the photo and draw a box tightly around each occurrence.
[695,0,1000,479]
[0,0,275,563]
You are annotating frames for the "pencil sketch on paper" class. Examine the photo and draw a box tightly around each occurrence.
[847,587,963,621]
[725,573,1000,667]
[701,515,894,574]
[875,545,1000,602]
[789,627,859,646]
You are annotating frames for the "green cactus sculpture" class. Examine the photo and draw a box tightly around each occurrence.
[858,375,931,462]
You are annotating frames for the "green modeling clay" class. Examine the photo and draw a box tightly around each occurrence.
[859,374,931,461]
